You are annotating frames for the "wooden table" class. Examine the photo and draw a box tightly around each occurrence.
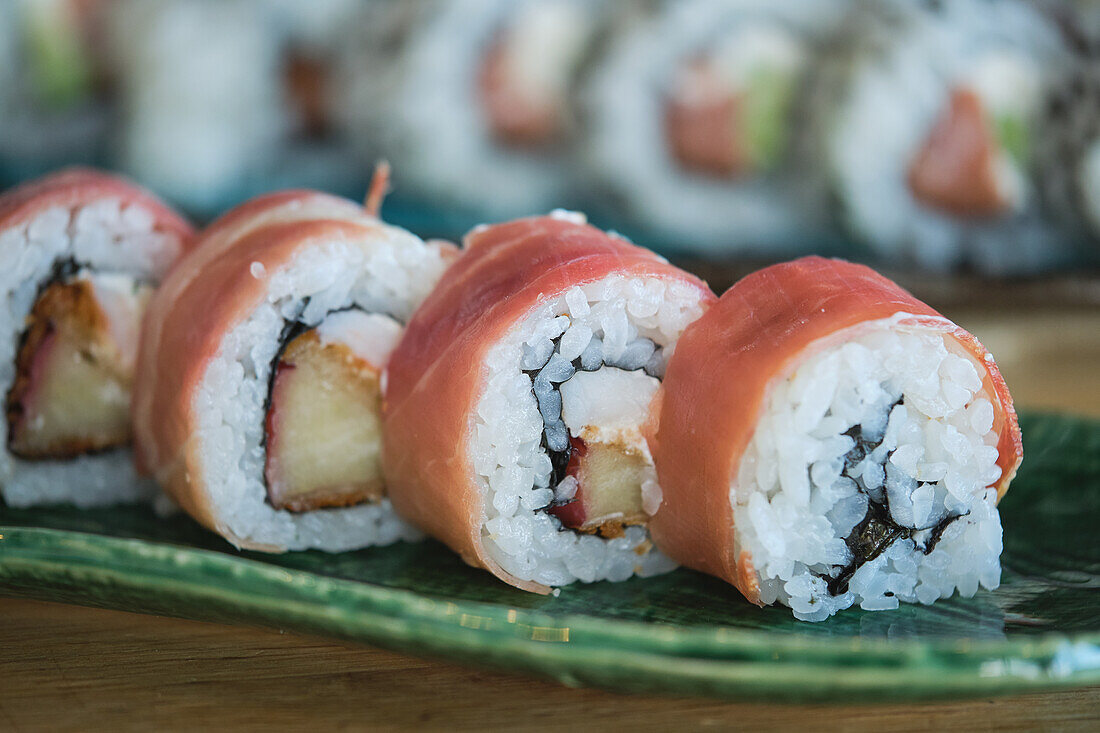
[1,598,1097,731]
[2,302,1098,731]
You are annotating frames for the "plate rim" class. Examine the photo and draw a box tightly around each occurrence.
[2,523,1097,702]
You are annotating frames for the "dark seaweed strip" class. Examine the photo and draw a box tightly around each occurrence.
[827,499,911,596]
[522,346,566,489]
[569,356,598,374]
[824,496,969,596]
[918,510,968,556]
[325,303,405,327]
[546,435,572,490]
[841,397,903,472]
[46,256,82,284]
[259,297,312,452]
[43,256,154,291]
[820,396,975,596]
[841,426,875,472]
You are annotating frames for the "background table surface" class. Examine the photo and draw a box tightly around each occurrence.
[2,296,1099,731]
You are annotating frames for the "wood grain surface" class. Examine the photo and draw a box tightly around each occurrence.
[1,302,1098,731]
[1,598,1097,732]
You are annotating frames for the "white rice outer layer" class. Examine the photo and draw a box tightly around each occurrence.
[474,273,707,587]
[191,229,450,551]
[732,314,1004,621]
[0,199,185,507]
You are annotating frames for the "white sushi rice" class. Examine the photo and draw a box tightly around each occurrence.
[732,314,1004,621]
[473,266,708,587]
[191,228,450,551]
[0,198,185,507]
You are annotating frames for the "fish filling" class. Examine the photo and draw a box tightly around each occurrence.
[472,273,707,586]
[263,309,401,513]
[907,52,1039,218]
[524,325,663,538]
[476,1,594,148]
[6,262,151,459]
[663,23,805,178]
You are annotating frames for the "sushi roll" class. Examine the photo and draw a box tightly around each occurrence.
[584,0,844,254]
[336,0,612,217]
[104,0,287,215]
[806,0,1072,273]
[265,0,362,139]
[1035,45,1100,251]
[649,257,1022,621]
[0,168,193,507]
[383,211,715,592]
[132,176,454,551]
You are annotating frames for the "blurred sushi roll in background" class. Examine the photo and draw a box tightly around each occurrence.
[335,0,616,218]
[0,0,111,178]
[0,168,193,507]
[583,0,845,255]
[132,177,454,551]
[103,0,288,215]
[2,0,1100,274]
[263,0,362,140]
[805,0,1074,274]
[1035,20,1100,253]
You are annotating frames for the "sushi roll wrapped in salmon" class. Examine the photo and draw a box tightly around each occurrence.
[383,211,715,591]
[132,175,454,551]
[584,0,844,254]
[805,0,1072,273]
[0,168,193,507]
[650,257,1022,621]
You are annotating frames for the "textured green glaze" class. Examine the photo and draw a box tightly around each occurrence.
[0,412,1097,702]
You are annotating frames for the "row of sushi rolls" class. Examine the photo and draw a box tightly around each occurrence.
[3,0,1100,272]
[1,169,1024,621]
[2,0,1062,622]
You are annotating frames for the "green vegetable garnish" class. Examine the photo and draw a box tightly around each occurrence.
[742,66,798,173]
[994,113,1029,166]
[22,0,92,110]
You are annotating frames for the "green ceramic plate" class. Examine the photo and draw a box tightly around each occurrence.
[1,412,1098,702]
